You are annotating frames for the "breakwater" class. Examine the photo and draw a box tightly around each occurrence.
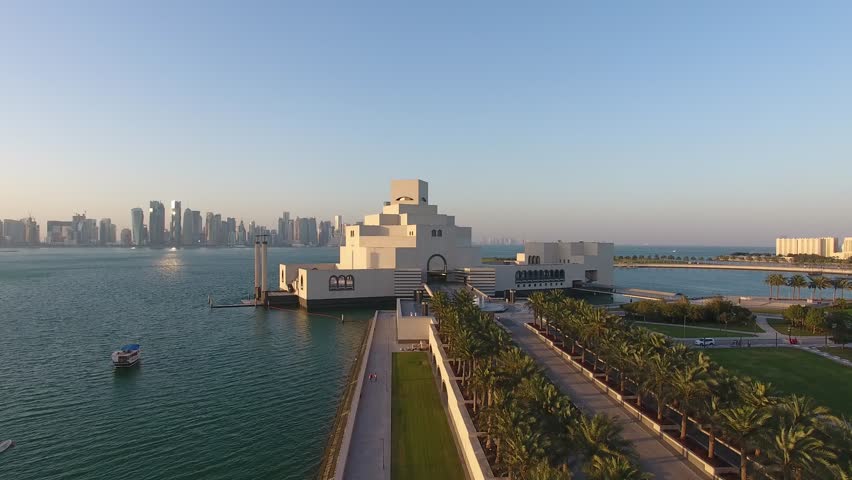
[617,263,852,275]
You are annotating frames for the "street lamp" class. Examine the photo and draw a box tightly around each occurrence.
[788,325,792,343]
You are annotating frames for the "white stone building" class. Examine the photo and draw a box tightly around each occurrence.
[279,179,613,309]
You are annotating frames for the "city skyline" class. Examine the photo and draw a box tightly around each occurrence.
[2,2,851,245]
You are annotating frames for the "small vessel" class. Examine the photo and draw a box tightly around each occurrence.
[111,344,141,368]
[0,440,14,453]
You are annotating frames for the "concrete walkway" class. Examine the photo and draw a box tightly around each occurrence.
[343,311,397,480]
[500,308,705,480]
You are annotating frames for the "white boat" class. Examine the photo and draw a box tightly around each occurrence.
[0,440,14,453]
[111,344,141,367]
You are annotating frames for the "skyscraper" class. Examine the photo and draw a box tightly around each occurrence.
[98,218,112,245]
[23,217,40,245]
[333,215,343,236]
[120,228,132,247]
[278,211,291,245]
[205,212,215,245]
[191,211,202,246]
[319,220,332,246]
[148,201,166,247]
[170,200,182,247]
[2,219,25,244]
[181,208,194,246]
[131,208,144,246]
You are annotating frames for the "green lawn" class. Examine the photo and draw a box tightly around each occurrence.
[767,318,824,337]
[706,348,852,416]
[638,320,763,333]
[392,352,464,480]
[819,347,852,362]
[637,323,757,338]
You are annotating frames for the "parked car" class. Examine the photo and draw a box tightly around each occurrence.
[694,337,715,347]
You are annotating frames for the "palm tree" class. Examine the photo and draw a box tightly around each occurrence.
[765,425,837,480]
[644,352,676,422]
[721,405,772,480]
[765,273,786,299]
[788,275,807,300]
[585,454,652,480]
[527,460,573,480]
[828,277,849,301]
[527,291,548,330]
[499,414,549,479]
[776,394,836,431]
[670,355,711,441]
[808,275,830,301]
[575,414,636,463]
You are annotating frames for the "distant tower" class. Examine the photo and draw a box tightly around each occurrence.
[148,201,165,247]
[181,207,193,246]
[170,201,182,247]
[131,208,144,246]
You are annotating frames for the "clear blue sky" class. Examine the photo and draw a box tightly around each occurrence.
[1,1,850,245]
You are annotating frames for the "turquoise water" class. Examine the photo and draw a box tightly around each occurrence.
[0,248,369,480]
[0,245,782,479]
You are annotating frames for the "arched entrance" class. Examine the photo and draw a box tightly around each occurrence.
[426,254,448,282]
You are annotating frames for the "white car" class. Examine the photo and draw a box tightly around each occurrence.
[694,338,715,347]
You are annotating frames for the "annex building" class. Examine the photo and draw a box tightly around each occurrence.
[278,179,613,309]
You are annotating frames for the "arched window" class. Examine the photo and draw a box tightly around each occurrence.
[431,229,436,237]
[437,229,442,237]
[559,269,564,279]
[345,275,355,290]
[329,276,339,290]
[515,271,521,281]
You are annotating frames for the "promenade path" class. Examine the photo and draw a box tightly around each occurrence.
[343,311,397,480]
[499,307,705,480]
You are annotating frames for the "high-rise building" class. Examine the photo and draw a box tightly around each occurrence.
[23,217,39,245]
[294,217,310,245]
[278,211,291,244]
[109,224,116,244]
[120,228,132,247]
[98,218,112,245]
[2,219,25,245]
[775,237,838,257]
[307,217,318,246]
[170,201,182,247]
[237,220,247,245]
[191,211,202,246]
[45,220,72,245]
[319,220,332,246]
[333,215,343,236]
[224,217,236,245]
[204,212,215,245]
[131,208,144,246]
[148,201,166,247]
[181,208,194,246]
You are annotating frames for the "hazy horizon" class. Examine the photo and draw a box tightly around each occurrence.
[2,2,850,245]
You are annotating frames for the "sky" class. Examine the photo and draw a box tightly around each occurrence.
[1,1,850,246]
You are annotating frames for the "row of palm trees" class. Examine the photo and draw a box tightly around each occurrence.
[526,290,851,480]
[431,290,648,480]
[764,274,850,301]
